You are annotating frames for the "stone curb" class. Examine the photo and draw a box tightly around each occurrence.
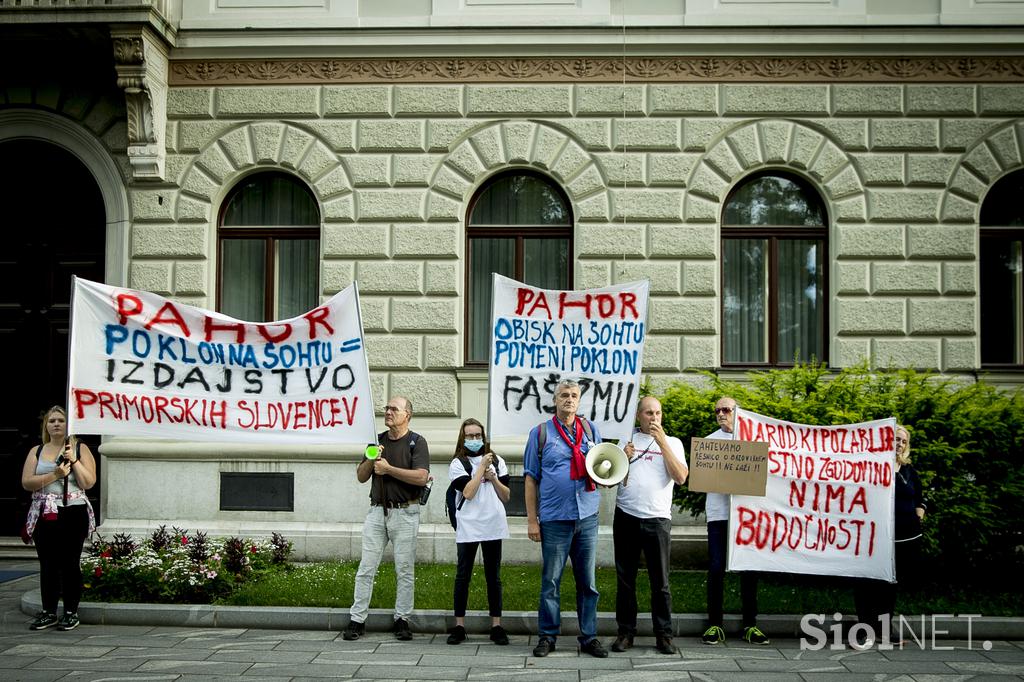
[19,590,1024,640]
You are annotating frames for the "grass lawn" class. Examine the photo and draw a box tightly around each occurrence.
[220,562,1024,617]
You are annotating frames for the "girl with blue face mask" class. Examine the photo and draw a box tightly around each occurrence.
[446,417,511,646]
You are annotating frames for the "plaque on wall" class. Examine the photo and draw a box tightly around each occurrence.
[220,473,295,512]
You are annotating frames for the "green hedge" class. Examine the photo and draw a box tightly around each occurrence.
[659,364,1024,578]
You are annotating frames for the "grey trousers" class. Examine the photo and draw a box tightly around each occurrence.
[349,505,420,623]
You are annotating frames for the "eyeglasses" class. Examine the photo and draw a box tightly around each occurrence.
[714,407,734,415]
[383,406,405,413]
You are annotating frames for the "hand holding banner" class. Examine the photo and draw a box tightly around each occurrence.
[67,277,376,444]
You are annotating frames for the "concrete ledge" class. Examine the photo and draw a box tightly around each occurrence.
[20,590,1024,639]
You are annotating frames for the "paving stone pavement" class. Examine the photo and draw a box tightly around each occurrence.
[1,561,1022,681]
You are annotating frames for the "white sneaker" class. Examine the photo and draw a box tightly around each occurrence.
[849,636,874,650]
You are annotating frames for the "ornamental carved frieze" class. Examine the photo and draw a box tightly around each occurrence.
[169,56,1024,85]
[112,27,169,181]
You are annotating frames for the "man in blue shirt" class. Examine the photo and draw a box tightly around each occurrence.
[523,379,607,658]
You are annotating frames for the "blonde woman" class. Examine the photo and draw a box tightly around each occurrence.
[21,406,97,631]
[853,425,926,647]
[887,427,927,611]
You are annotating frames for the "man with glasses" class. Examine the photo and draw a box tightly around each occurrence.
[344,396,430,642]
[524,379,607,659]
[701,396,769,646]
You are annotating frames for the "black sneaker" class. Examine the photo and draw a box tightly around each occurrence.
[342,619,364,641]
[611,634,633,652]
[393,618,413,641]
[446,625,466,645]
[57,612,80,631]
[701,624,725,645]
[655,636,678,655]
[581,638,608,658]
[29,611,57,631]
[533,638,555,657]
[743,625,770,645]
[489,625,509,645]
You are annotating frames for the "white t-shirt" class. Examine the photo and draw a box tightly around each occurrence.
[704,428,733,522]
[616,432,687,520]
[448,453,511,544]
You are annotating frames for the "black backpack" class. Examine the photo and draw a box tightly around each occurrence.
[445,457,473,531]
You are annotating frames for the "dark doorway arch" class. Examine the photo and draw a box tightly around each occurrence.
[0,139,105,535]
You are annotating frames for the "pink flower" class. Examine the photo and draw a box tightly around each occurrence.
[181,537,189,545]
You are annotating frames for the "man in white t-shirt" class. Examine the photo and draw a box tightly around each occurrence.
[611,396,688,655]
[701,396,769,646]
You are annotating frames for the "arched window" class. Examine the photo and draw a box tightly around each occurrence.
[218,172,320,322]
[721,171,827,366]
[466,171,572,364]
[980,170,1024,366]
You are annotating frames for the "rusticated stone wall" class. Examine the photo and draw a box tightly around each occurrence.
[132,79,1024,414]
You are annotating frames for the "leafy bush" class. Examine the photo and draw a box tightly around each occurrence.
[661,363,1024,579]
[82,526,293,604]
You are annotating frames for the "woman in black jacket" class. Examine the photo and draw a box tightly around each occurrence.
[886,426,927,618]
[853,424,926,647]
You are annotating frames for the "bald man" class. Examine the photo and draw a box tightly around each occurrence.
[344,396,430,642]
[612,396,688,655]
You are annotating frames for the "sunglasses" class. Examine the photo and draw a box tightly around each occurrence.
[714,407,734,415]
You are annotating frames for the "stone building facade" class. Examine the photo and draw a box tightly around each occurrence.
[2,1,1022,561]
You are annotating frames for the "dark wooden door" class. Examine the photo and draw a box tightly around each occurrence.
[0,139,105,535]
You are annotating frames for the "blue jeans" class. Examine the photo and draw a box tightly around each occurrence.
[538,514,599,644]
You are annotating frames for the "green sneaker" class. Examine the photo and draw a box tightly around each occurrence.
[743,625,770,645]
[701,625,725,645]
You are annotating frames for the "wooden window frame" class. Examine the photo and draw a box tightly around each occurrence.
[720,172,829,369]
[216,172,319,323]
[464,170,573,367]
[979,226,1024,369]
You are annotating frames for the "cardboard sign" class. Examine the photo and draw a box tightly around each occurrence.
[67,277,377,444]
[487,274,650,444]
[688,437,768,496]
[726,408,897,582]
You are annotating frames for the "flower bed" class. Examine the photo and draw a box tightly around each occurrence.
[82,526,293,604]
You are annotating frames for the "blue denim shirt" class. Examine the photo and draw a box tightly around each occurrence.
[523,418,602,523]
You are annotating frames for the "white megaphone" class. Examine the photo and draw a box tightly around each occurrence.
[585,442,630,486]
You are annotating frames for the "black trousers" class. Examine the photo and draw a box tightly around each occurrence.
[453,539,503,618]
[613,507,674,637]
[33,504,89,614]
[707,519,758,628]
[853,538,920,638]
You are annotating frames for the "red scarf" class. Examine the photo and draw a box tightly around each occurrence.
[552,416,595,492]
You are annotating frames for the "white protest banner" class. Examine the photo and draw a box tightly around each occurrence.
[67,277,376,444]
[487,274,649,443]
[727,409,896,581]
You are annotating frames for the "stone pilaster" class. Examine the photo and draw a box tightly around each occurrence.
[111,25,170,181]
